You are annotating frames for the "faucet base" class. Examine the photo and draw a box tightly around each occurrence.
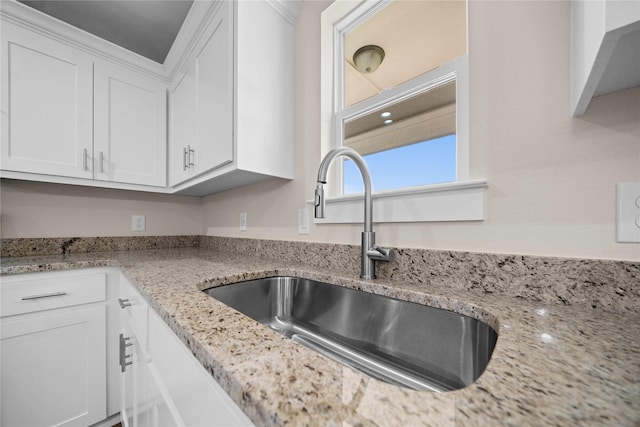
[361,231,376,280]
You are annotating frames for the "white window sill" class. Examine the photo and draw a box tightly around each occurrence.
[307,179,486,224]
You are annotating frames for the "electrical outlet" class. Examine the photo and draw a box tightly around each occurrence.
[239,212,247,231]
[132,215,145,232]
[616,182,640,243]
[298,208,310,234]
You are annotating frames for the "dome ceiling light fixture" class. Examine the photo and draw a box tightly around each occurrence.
[353,45,385,74]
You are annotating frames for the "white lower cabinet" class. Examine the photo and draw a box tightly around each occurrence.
[119,276,254,427]
[0,269,251,427]
[0,269,112,427]
[119,279,149,427]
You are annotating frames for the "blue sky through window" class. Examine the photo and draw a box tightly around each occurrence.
[343,134,456,194]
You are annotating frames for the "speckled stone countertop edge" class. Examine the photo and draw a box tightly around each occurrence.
[1,248,639,426]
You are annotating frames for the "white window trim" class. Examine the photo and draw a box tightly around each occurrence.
[319,0,484,224]
[308,179,486,224]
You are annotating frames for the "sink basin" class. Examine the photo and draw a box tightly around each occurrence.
[204,276,497,391]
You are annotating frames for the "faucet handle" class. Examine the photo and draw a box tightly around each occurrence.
[366,246,394,262]
[314,183,325,219]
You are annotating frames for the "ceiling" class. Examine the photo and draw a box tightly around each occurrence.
[19,0,194,63]
[345,80,455,138]
[345,0,466,107]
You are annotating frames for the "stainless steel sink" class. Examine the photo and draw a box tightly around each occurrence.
[204,276,497,392]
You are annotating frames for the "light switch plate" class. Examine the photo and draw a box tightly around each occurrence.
[298,208,310,235]
[616,182,640,243]
[239,212,247,232]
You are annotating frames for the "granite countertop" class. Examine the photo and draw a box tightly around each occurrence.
[1,247,639,426]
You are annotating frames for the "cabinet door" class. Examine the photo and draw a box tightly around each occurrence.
[1,21,93,179]
[94,60,167,187]
[144,363,183,427]
[148,307,253,426]
[1,305,106,427]
[194,1,234,172]
[169,62,197,187]
[120,322,153,427]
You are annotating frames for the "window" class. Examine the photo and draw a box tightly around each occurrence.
[344,134,456,194]
[318,0,486,224]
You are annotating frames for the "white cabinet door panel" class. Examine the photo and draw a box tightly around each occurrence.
[169,63,197,186]
[195,2,233,172]
[145,363,183,427]
[120,322,152,427]
[94,61,167,187]
[0,305,106,427]
[1,21,93,178]
[148,308,253,427]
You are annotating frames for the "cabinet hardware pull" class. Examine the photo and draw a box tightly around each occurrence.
[99,151,105,173]
[119,334,133,372]
[21,291,67,301]
[118,298,132,309]
[184,145,195,170]
[83,148,88,171]
[188,145,195,169]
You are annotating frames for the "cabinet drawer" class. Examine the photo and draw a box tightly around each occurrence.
[1,271,106,317]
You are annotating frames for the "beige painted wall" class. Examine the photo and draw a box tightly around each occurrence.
[1,1,638,261]
[0,180,203,238]
[202,0,640,262]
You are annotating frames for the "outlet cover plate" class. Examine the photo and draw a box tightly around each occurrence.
[616,182,640,243]
[132,215,145,232]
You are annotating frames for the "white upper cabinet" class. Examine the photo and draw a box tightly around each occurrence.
[1,20,93,179]
[169,62,198,186]
[571,0,640,116]
[169,3,233,187]
[94,61,167,187]
[1,0,299,195]
[169,1,297,195]
[194,4,234,174]
[0,10,168,190]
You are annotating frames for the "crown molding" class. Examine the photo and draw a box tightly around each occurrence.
[0,0,170,81]
[267,0,301,26]
[163,1,223,81]
[1,0,300,83]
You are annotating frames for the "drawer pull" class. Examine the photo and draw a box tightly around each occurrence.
[21,292,67,301]
[118,298,132,309]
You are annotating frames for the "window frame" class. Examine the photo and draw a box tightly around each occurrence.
[317,0,485,224]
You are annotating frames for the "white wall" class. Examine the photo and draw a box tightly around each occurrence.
[201,0,640,262]
[0,180,202,238]
[1,1,638,261]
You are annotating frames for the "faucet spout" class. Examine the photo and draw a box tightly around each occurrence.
[314,147,392,279]
[315,147,372,232]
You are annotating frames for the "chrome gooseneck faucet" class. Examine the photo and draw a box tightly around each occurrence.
[314,147,393,279]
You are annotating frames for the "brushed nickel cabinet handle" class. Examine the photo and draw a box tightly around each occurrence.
[184,145,195,170]
[21,291,67,300]
[83,148,88,171]
[118,298,132,309]
[119,333,133,373]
